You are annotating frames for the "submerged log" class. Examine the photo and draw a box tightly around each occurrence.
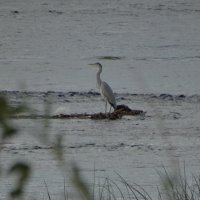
[52,104,145,120]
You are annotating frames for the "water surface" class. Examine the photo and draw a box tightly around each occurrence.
[0,0,200,199]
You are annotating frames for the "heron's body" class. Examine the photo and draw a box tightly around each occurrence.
[91,62,117,112]
[99,81,116,110]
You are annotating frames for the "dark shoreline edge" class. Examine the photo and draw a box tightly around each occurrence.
[0,90,200,103]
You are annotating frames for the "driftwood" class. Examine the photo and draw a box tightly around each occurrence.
[52,104,145,120]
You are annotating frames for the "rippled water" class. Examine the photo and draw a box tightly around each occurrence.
[1,0,200,94]
[1,90,200,199]
[1,0,200,199]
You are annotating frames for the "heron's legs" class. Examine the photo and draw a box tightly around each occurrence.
[105,101,107,113]
[109,105,112,113]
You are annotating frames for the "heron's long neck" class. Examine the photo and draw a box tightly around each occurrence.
[96,66,102,89]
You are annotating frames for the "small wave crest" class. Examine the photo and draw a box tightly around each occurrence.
[0,90,200,103]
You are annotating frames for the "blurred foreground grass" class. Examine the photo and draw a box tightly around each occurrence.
[0,95,200,200]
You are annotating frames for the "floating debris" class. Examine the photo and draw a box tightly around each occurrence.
[11,10,20,14]
[97,56,125,60]
[11,104,145,120]
[52,104,145,120]
[48,10,63,15]
[115,104,144,115]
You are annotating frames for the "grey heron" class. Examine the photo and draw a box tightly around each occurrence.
[89,62,117,113]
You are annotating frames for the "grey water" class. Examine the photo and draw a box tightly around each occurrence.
[1,90,200,199]
[1,0,200,94]
[1,0,200,199]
